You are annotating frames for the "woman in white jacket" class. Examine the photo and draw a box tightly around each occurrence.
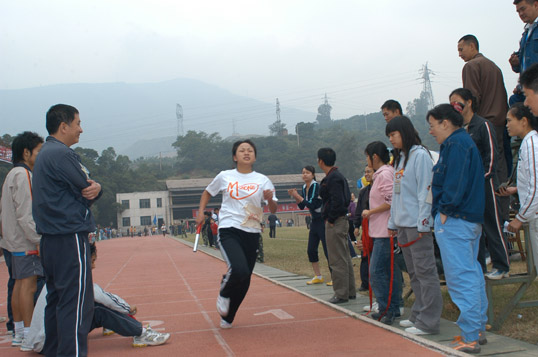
[386,116,443,336]
[501,103,538,273]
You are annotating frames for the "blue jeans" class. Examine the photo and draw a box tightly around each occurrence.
[369,238,402,315]
[434,214,487,342]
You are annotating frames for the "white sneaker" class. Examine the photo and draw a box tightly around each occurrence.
[220,318,232,329]
[19,339,33,352]
[12,334,23,347]
[363,302,379,312]
[132,327,170,347]
[405,326,431,335]
[399,319,414,327]
[217,295,230,317]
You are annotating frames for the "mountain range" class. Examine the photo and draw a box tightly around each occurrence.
[0,79,316,158]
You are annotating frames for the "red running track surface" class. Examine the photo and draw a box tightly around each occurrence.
[0,236,442,356]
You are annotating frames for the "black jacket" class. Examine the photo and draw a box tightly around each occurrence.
[467,114,499,184]
[319,167,350,224]
[353,185,371,229]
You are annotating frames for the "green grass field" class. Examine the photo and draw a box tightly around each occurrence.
[180,225,538,344]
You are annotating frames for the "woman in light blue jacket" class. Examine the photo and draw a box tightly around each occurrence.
[386,116,442,336]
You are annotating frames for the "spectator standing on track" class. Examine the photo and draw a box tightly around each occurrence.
[195,139,277,329]
[0,132,44,346]
[428,104,487,354]
[449,88,510,279]
[458,34,510,220]
[32,104,102,357]
[288,165,329,285]
[362,142,400,325]
[386,116,442,335]
[317,148,356,304]
[502,66,538,273]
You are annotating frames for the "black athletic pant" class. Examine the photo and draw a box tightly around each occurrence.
[218,227,259,323]
[91,303,142,337]
[307,218,328,263]
[478,178,510,272]
[41,233,93,357]
[269,225,276,238]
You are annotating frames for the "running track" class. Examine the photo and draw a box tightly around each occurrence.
[0,236,446,356]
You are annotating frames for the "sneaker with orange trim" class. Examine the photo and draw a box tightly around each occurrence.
[448,336,480,354]
[326,281,333,286]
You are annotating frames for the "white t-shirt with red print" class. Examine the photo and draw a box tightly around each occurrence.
[205,169,278,233]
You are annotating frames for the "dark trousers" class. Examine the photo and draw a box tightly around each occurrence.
[478,178,510,272]
[269,225,276,238]
[306,218,328,263]
[41,233,94,357]
[218,227,259,323]
[3,249,14,331]
[91,303,142,337]
[360,253,369,289]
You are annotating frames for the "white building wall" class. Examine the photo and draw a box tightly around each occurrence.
[116,191,170,234]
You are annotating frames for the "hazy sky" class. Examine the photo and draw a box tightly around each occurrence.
[0,0,526,119]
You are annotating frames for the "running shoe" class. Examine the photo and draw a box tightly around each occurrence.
[448,336,480,354]
[132,327,170,347]
[306,277,324,285]
[217,295,230,317]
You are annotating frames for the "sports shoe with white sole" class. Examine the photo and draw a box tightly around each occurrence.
[20,339,33,352]
[405,326,431,335]
[363,302,379,312]
[12,334,23,347]
[306,276,324,285]
[485,269,509,280]
[217,295,230,317]
[220,318,232,329]
[103,328,115,336]
[132,327,170,347]
[399,319,414,328]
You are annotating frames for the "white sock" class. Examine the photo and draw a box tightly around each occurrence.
[316,275,322,279]
[141,327,146,335]
[14,321,24,336]
[24,327,30,338]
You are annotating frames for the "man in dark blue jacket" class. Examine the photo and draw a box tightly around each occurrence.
[318,148,355,304]
[32,104,102,357]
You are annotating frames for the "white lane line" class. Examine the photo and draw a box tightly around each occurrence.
[166,251,234,357]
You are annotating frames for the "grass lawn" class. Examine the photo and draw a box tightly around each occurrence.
[180,225,538,344]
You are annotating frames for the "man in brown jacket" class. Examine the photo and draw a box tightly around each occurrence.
[458,34,510,220]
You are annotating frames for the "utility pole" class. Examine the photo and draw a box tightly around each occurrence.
[176,104,183,137]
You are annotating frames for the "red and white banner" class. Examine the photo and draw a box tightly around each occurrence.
[0,146,12,164]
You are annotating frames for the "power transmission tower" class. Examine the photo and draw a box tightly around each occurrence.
[419,62,435,109]
[176,104,183,137]
[276,98,281,123]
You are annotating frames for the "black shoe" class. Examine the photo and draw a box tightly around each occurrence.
[358,286,368,292]
[328,296,348,304]
[370,311,383,320]
[380,314,395,325]
[349,295,356,300]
